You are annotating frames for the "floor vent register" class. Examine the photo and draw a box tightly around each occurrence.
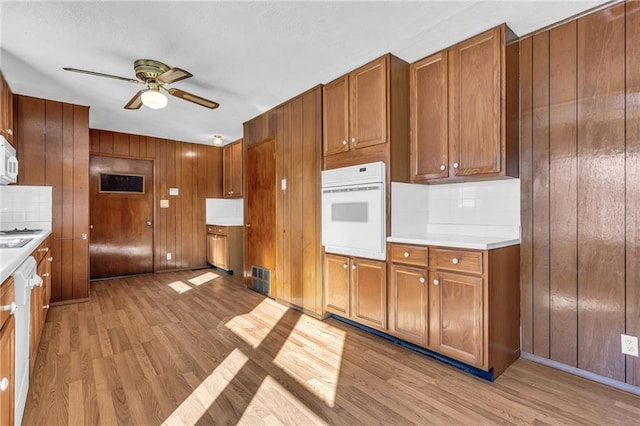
[250,265,270,296]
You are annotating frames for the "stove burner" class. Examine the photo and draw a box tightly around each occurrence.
[0,228,43,235]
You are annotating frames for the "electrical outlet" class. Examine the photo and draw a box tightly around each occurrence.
[621,334,639,357]
[166,253,172,261]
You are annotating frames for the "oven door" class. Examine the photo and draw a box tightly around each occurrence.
[321,182,386,260]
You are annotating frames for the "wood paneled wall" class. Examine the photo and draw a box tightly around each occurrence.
[520,1,640,386]
[89,129,222,272]
[15,95,90,303]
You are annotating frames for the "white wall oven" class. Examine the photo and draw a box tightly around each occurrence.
[321,162,386,261]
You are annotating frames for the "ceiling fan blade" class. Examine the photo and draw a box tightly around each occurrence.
[157,67,193,84]
[124,90,144,109]
[167,88,219,109]
[63,67,142,84]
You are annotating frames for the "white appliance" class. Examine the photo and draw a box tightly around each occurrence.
[0,136,18,185]
[12,256,42,426]
[321,162,386,261]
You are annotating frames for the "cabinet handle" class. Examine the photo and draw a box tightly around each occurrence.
[47,257,53,262]
[43,304,50,309]
[6,129,13,136]
[440,165,446,171]
[42,273,50,277]
[403,252,409,258]
[452,162,459,169]
[343,263,348,269]
[342,140,347,146]
[433,279,440,286]
[40,247,49,252]
[351,137,357,144]
[1,302,16,315]
[452,257,459,265]
[352,264,357,270]
[246,224,251,228]
[419,277,425,284]
[0,377,8,392]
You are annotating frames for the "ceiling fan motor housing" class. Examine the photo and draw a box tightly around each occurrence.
[134,59,170,82]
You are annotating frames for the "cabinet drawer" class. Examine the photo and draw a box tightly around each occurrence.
[33,238,50,264]
[430,248,483,274]
[0,277,15,329]
[390,244,428,267]
[207,226,227,236]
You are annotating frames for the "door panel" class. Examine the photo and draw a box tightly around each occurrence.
[351,258,387,329]
[350,57,387,149]
[323,76,350,156]
[390,265,428,346]
[323,254,350,316]
[89,156,154,279]
[245,138,276,292]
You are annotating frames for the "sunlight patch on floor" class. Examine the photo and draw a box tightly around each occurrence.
[162,348,249,426]
[272,315,346,407]
[189,271,220,286]
[239,375,329,425]
[168,281,192,294]
[225,299,287,348]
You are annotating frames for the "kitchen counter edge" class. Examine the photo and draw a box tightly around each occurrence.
[387,234,520,250]
[0,230,52,284]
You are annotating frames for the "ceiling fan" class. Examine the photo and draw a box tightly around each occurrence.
[63,59,219,110]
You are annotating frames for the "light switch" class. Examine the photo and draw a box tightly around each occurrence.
[281,178,287,191]
[160,199,169,208]
[169,188,179,196]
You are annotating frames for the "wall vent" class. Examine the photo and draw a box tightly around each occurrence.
[251,265,270,296]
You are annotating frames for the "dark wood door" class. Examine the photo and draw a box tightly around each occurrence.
[323,76,350,156]
[429,270,484,368]
[389,265,428,346]
[323,253,350,317]
[449,26,501,177]
[350,258,387,329]
[245,138,276,292]
[350,56,387,150]
[89,156,154,279]
[411,51,449,181]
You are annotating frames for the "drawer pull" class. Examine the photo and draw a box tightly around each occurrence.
[40,247,49,252]
[0,377,8,392]
[42,273,50,278]
[343,263,348,269]
[433,279,440,286]
[352,264,357,270]
[47,257,53,262]
[419,277,425,284]
[452,257,459,265]
[342,140,347,146]
[403,252,409,258]
[1,302,16,315]
[43,304,50,309]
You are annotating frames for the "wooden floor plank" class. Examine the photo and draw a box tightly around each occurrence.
[23,269,640,425]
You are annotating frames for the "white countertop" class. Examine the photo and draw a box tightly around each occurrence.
[387,233,520,250]
[206,218,244,226]
[0,230,52,284]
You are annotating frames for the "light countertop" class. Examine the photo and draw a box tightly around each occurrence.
[206,218,244,226]
[387,233,520,250]
[0,230,52,284]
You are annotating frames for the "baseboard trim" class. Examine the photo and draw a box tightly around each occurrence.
[521,352,640,396]
[50,297,90,307]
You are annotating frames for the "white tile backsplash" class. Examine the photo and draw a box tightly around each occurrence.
[206,198,244,226]
[0,185,53,230]
[391,179,520,238]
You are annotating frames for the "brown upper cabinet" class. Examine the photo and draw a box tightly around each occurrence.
[223,139,243,198]
[324,54,409,160]
[0,71,14,145]
[410,24,519,183]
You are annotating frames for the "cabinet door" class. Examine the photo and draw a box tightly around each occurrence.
[223,144,233,198]
[389,265,428,346]
[351,258,387,329]
[0,315,15,426]
[231,140,243,197]
[411,51,449,181]
[323,76,350,156]
[350,57,387,150]
[214,234,228,270]
[429,271,484,368]
[449,26,502,177]
[323,254,350,316]
[207,234,216,265]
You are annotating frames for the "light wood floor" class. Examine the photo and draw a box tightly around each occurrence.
[23,270,640,425]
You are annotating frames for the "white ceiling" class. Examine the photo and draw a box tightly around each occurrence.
[1,1,604,146]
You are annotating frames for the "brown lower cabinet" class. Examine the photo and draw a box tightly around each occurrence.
[206,225,243,276]
[323,253,387,330]
[0,277,15,426]
[30,237,52,374]
[388,243,520,378]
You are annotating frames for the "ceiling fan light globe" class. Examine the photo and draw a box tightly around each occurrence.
[141,90,168,109]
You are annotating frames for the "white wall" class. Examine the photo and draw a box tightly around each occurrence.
[0,185,52,230]
[391,179,520,239]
